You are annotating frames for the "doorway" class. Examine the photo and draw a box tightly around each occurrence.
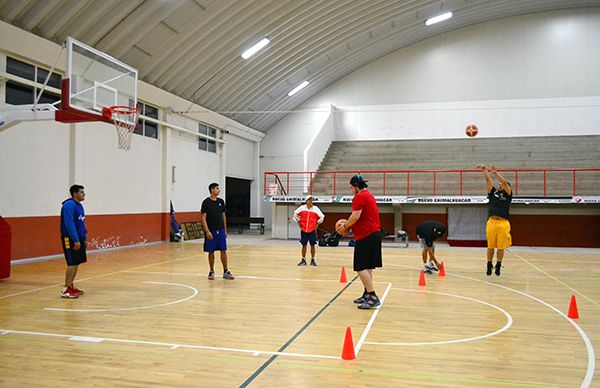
[225,177,251,218]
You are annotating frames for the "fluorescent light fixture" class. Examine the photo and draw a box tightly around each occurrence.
[287,81,309,96]
[241,37,270,59]
[425,11,452,26]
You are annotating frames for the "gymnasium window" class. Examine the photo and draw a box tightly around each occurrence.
[134,102,159,139]
[5,57,62,106]
[198,124,217,153]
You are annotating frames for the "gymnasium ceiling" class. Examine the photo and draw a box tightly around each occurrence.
[1,0,600,133]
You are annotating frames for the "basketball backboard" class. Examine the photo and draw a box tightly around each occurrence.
[56,37,138,123]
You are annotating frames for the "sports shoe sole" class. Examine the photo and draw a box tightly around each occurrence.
[358,301,380,309]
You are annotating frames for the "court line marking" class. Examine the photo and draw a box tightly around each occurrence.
[239,275,358,387]
[0,254,201,300]
[354,283,392,357]
[364,288,513,346]
[449,272,595,388]
[43,282,198,312]
[512,252,600,309]
[0,328,338,360]
[125,270,391,284]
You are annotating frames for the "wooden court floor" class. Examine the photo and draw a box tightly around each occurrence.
[1,237,599,387]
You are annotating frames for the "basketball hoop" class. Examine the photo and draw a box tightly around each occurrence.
[109,105,139,150]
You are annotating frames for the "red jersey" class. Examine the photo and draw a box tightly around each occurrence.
[351,190,380,240]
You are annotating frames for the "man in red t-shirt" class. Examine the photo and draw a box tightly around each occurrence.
[336,175,382,309]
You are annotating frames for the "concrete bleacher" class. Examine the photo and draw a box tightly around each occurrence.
[311,135,600,196]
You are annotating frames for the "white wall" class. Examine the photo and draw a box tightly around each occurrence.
[226,134,256,180]
[260,8,600,228]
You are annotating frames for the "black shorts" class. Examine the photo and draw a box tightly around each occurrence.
[353,231,382,272]
[300,231,317,246]
[62,236,87,266]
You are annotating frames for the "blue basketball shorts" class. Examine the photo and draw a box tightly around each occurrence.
[203,229,227,252]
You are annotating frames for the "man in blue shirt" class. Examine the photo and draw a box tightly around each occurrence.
[60,185,87,298]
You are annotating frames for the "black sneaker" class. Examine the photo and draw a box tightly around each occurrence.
[486,262,493,276]
[208,270,215,280]
[297,258,307,266]
[353,294,367,304]
[495,262,502,276]
[358,295,381,309]
[310,259,317,267]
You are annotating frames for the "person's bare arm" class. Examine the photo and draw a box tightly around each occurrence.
[200,213,213,239]
[222,212,227,235]
[476,164,493,193]
[490,165,512,195]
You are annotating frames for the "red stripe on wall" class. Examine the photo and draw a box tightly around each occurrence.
[510,214,600,248]
[5,211,201,261]
[403,213,600,247]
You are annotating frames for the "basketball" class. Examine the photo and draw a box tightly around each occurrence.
[466,124,478,137]
[335,218,348,235]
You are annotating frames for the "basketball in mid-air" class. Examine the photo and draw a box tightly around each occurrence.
[335,219,348,235]
[465,124,478,137]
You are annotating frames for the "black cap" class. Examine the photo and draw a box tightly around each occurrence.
[349,175,368,188]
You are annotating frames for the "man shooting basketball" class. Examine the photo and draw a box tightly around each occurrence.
[477,164,513,276]
[336,175,382,309]
[60,184,87,299]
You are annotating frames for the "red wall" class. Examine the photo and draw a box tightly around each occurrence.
[403,213,600,248]
[511,214,600,247]
[5,211,201,261]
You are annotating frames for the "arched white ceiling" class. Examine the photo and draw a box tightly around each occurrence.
[1,0,599,132]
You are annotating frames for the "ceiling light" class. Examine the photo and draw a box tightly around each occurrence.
[425,12,452,26]
[287,81,309,96]
[241,37,270,59]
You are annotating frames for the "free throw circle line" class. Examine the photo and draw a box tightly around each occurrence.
[44,281,198,312]
[365,287,512,346]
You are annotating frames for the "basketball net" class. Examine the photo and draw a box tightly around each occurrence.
[109,106,140,150]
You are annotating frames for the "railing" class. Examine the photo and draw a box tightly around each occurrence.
[264,168,600,197]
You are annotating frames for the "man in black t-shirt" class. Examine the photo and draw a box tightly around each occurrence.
[416,221,446,274]
[200,183,234,280]
[477,164,513,276]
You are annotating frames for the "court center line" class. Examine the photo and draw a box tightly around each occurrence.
[0,328,338,360]
[354,282,392,357]
[44,282,198,312]
[239,275,358,388]
[512,252,600,309]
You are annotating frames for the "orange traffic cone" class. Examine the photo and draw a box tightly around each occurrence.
[568,295,579,319]
[439,262,446,277]
[340,266,348,283]
[341,326,355,360]
[418,269,426,286]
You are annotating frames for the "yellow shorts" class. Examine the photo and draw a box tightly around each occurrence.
[486,217,512,249]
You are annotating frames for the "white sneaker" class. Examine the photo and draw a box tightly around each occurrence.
[426,262,438,272]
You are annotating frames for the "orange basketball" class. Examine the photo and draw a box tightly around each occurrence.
[335,219,348,235]
[466,124,478,137]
